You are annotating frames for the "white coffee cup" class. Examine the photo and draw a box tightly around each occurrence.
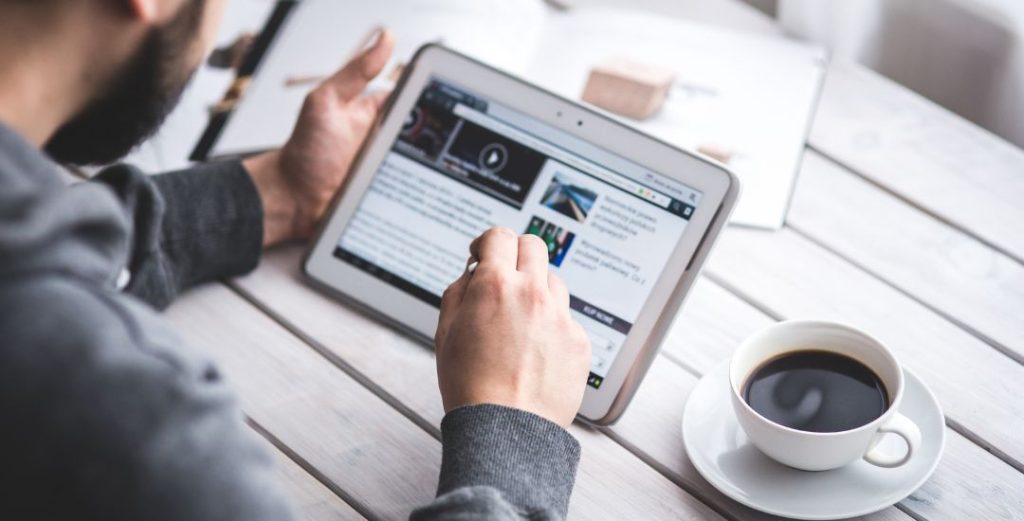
[729,320,922,471]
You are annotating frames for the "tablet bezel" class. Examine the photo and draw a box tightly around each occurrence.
[304,44,738,424]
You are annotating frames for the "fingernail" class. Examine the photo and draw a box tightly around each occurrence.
[362,27,384,52]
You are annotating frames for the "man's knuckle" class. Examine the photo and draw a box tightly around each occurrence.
[480,270,510,296]
[486,227,515,240]
[522,281,548,309]
[304,88,324,104]
[304,88,332,110]
[442,284,455,300]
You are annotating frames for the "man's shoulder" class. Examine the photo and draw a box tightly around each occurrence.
[0,271,238,452]
[2,274,138,352]
[0,273,210,386]
[0,275,292,521]
[1,274,124,348]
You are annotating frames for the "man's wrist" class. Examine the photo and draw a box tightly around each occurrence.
[243,150,300,247]
[437,404,581,517]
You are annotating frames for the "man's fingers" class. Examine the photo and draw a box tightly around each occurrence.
[469,227,518,272]
[345,90,392,123]
[363,89,392,113]
[443,263,471,308]
[548,272,570,308]
[435,266,471,351]
[517,234,549,278]
[323,28,395,102]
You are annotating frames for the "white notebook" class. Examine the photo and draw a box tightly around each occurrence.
[207,0,827,229]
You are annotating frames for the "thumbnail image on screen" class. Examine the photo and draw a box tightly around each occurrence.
[396,86,545,210]
[524,216,575,267]
[541,171,598,223]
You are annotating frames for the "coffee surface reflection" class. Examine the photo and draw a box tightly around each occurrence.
[742,350,888,433]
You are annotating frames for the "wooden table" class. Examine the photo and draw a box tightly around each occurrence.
[161,3,1024,520]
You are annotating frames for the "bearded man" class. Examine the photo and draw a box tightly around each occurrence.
[0,1,592,519]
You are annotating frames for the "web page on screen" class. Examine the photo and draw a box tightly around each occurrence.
[335,78,702,388]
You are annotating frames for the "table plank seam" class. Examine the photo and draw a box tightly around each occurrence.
[600,349,824,520]
[944,415,1024,476]
[790,149,1024,365]
[225,280,445,441]
[221,280,732,517]
[809,61,1024,261]
[805,144,1024,269]
[595,424,743,521]
[701,273,785,322]
[221,249,1024,518]
[176,283,450,520]
[893,504,929,521]
[785,222,1024,368]
[702,269,1024,476]
[228,247,1024,519]
[658,349,704,380]
[653,303,933,520]
[245,416,381,521]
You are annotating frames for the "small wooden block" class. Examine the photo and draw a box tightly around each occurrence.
[697,143,734,164]
[582,57,674,120]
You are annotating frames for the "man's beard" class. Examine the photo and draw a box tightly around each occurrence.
[44,2,203,166]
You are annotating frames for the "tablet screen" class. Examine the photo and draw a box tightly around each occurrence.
[334,78,703,389]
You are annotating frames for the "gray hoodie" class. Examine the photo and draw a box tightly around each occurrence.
[0,122,579,520]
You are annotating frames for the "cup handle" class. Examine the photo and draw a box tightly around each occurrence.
[863,412,922,468]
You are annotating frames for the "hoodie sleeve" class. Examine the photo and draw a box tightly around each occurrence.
[410,404,581,521]
[92,161,264,309]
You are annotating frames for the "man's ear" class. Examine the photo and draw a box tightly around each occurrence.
[122,0,162,23]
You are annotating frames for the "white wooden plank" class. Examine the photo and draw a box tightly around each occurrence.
[232,247,1024,520]
[788,150,1024,363]
[810,61,1024,261]
[618,356,919,521]
[164,284,440,520]
[909,431,1024,521]
[611,355,912,521]
[568,426,720,521]
[705,226,1024,469]
[632,278,1024,521]
[231,246,725,521]
[660,278,775,373]
[621,352,1024,521]
[272,447,367,520]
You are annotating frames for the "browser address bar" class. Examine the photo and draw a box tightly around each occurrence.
[452,104,672,209]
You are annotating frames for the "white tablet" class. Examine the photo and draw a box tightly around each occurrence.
[305,45,738,424]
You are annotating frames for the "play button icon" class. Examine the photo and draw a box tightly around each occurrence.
[478,143,509,172]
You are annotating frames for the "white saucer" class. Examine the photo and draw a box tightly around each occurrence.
[682,362,945,520]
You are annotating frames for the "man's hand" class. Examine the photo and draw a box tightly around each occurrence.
[245,29,395,247]
[434,228,593,427]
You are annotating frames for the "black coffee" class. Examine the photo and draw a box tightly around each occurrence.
[743,350,889,433]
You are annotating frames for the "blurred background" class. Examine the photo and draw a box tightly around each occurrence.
[140,0,1024,172]
[592,0,1024,149]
